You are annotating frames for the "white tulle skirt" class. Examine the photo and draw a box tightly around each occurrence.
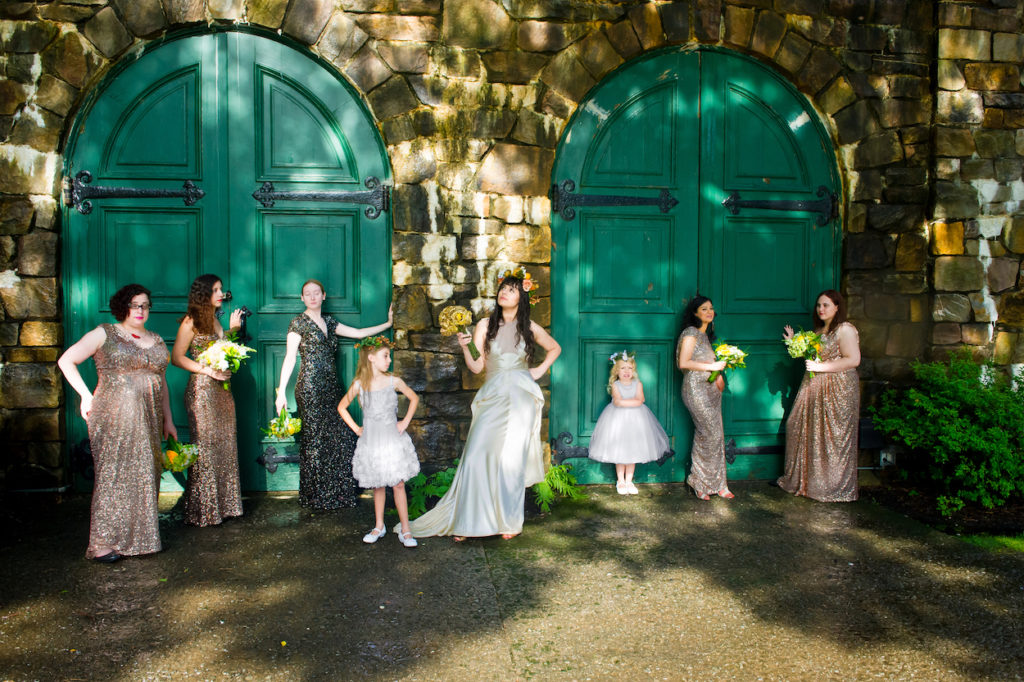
[588,404,671,464]
[352,426,420,489]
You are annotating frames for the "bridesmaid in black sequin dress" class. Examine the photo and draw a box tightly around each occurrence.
[275,279,392,509]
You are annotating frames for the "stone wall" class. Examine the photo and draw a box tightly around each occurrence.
[2,0,1023,488]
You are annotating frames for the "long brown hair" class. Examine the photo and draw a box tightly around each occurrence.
[182,273,220,335]
[354,342,392,394]
[484,275,535,358]
[814,289,848,333]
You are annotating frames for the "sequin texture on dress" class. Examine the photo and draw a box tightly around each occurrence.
[778,322,860,502]
[679,327,728,496]
[183,331,243,526]
[290,314,359,509]
[85,324,168,558]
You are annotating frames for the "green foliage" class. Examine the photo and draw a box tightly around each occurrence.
[872,348,1024,517]
[404,460,458,520]
[532,463,587,513]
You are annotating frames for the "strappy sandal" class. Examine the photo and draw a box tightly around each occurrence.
[718,489,735,499]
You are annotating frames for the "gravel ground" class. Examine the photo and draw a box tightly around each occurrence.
[1,482,1022,681]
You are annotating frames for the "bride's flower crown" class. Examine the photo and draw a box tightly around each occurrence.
[609,350,635,364]
[354,334,392,351]
[498,265,537,294]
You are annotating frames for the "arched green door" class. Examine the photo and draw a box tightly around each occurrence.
[551,48,840,483]
[63,30,391,492]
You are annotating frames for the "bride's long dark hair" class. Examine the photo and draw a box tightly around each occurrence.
[484,275,535,358]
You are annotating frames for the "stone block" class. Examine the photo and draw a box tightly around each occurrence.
[856,319,888,358]
[9,106,63,153]
[5,21,59,53]
[933,293,972,323]
[538,87,572,119]
[19,321,61,346]
[993,331,1017,364]
[83,6,132,58]
[0,197,34,235]
[883,273,928,295]
[833,100,878,145]
[994,158,1022,183]
[894,233,927,271]
[973,129,1015,159]
[394,349,461,392]
[482,51,549,84]
[776,33,812,75]
[407,419,460,462]
[346,46,393,94]
[0,277,57,318]
[518,20,575,52]
[540,49,595,102]
[844,234,891,269]
[853,131,903,168]
[5,54,36,85]
[376,42,429,74]
[865,294,909,321]
[693,0,721,42]
[392,142,436,184]
[503,224,551,263]
[932,322,961,345]
[511,109,560,148]
[890,29,929,55]
[885,323,927,358]
[6,348,60,362]
[937,90,984,125]
[876,98,930,128]
[852,169,882,202]
[0,237,14,267]
[867,204,923,233]
[382,116,416,145]
[935,126,975,157]
[369,76,419,120]
[394,286,433,331]
[393,183,443,233]
[38,4,99,23]
[208,0,245,19]
[0,323,18,346]
[798,48,841,95]
[460,234,504,261]
[576,29,621,80]
[750,10,786,58]
[988,257,1019,292]
[605,19,642,59]
[817,77,856,116]
[319,12,369,65]
[660,2,690,42]
[492,196,524,223]
[994,32,1024,63]
[931,221,964,255]
[162,0,205,23]
[477,142,552,196]
[937,28,990,61]
[397,0,440,12]
[247,0,288,27]
[16,231,58,276]
[357,14,439,41]
[960,323,992,346]
[934,256,985,291]
[933,181,979,220]
[964,62,1021,92]
[973,7,1017,33]
[34,76,78,118]
[0,363,60,408]
[960,158,994,181]
[2,409,60,441]
[999,289,1024,326]
[40,32,99,90]
[629,3,664,50]
[283,0,334,45]
[453,216,503,235]
[850,24,887,52]
[443,0,511,49]
[1004,216,1024,254]
[341,0,392,11]
[937,60,965,91]
[908,295,928,322]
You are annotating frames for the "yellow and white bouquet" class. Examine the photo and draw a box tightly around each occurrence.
[708,343,747,382]
[785,329,823,377]
[163,435,198,472]
[263,408,302,440]
[197,338,256,390]
[439,305,480,360]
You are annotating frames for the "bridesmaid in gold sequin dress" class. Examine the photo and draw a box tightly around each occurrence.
[677,295,733,500]
[778,290,861,502]
[172,274,245,526]
[58,284,177,562]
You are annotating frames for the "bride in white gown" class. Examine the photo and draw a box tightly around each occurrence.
[407,270,560,540]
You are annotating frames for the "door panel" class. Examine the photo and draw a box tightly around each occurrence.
[552,47,839,483]
[64,31,391,492]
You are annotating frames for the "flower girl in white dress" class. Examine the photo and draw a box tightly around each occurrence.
[589,351,672,495]
[338,336,420,547]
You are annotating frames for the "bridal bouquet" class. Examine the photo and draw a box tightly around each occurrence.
[439,305,480,360]
[197,338,256,390]
[163,435,198,472]
[785,329,823,377]
[708,343,747,382]
[263,408,302,440]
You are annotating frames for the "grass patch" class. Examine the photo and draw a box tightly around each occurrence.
[963,533,1024,553]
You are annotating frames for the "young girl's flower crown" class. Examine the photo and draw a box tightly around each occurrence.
[498,265,537,294]
[354,334,392,351]
[609,350,635,365]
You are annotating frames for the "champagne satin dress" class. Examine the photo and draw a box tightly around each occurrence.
[679,326,728,496]
[85,324,168,558]
[778,322,860,502]
[409,322,545,538]
[183,331,243,526]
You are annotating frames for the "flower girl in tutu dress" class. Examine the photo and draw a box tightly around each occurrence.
[338,336,421,547]
[589,351,672,495]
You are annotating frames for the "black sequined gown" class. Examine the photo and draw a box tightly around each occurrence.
[290,314,359,509]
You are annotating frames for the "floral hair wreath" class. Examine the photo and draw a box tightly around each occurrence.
[498,265,537,294]
[354,334,392,351]
[609,350,635,365]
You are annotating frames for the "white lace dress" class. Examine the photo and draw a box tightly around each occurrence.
[588,380,671,464]
[351,377,420,489]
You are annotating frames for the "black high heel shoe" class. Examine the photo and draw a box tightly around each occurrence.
[92,551,121,563]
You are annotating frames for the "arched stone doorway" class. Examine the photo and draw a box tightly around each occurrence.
[550,46,841,483]
[63,29,392,492]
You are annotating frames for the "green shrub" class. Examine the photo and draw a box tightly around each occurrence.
[871,348,1024,516]
[532,463,587,513]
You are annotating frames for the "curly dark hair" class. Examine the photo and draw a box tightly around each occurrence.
[181,273,221,335]
[681,294,716,343]
[813,289,848,334]
[484,275,535,359]
[109,284,152,322]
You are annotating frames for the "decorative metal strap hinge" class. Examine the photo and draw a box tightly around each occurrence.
[252,176,390,219]
[65,170,205,215]
[550,179,679,220]
[550,431,675,466]
[257,443,299,474]
[721,184,837,226]
[724,438,783,465]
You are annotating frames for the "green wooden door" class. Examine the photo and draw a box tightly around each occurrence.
[63,30,391,492]
[551,48,839,483]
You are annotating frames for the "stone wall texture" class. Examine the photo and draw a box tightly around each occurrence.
[2,0,1024,488]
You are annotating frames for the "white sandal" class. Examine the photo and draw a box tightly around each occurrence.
[397,529,417,548]
[362,526,386,544]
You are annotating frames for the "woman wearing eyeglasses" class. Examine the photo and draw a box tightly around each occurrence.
[58,284,178,563]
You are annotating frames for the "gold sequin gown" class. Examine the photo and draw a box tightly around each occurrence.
[679,327,728,496]
[183,332,243,526]
[85,324,167,558]
[778,322,860,502]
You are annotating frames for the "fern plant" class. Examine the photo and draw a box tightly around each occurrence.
[404,460,458,520]
[532,463,587,513]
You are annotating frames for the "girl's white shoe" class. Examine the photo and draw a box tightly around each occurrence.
[398,529,417,548]
[363,526,386,543]
[626,482,639,495]
[615,481,628,495]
